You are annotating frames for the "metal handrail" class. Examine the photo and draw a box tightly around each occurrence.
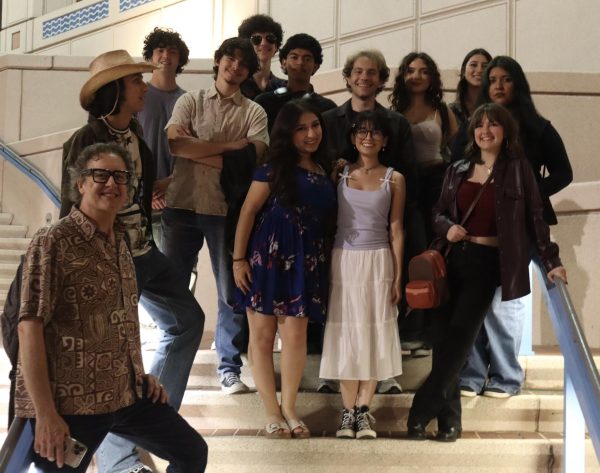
[0,141,60,208]
[535,267,600,470]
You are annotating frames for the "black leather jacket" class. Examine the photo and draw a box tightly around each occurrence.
[433,157,562,301]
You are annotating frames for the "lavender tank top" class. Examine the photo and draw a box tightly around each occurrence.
[334,166,394,250]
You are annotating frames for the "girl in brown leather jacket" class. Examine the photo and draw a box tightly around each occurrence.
[407,103,567,442]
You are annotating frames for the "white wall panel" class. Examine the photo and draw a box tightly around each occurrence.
[338,26,415,73]
[222,0,256,39]
[113,11,161,57]
[37,42,72,55]
[21,69,88,139]
[5,0,29,25]
[270,0,336,42]
[421,0,484,14]
[319,44,336,71]
[339,0,414,35]
[420,4,507,69]
[71,29,114,56]
[0,70,22,142]
[516,0,600,72]
[162,1,214,58]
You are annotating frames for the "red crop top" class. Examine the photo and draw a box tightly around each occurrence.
[456,180,497,237]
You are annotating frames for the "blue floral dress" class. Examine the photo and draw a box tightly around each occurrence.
[236,163,336,323]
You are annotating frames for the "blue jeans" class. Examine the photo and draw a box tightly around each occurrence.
[29,394,207,473]
[97,246,205,473]
[161,208,244,375]
[459,287,525,395]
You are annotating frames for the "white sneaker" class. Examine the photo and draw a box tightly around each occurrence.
[220,372,249,394]
[482,387,512,398]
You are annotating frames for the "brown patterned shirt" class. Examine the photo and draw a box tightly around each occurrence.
[15,207,144,417]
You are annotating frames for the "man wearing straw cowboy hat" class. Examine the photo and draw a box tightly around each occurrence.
[60,49,205,473]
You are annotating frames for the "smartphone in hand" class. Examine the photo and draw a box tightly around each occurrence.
[64,437,88,468]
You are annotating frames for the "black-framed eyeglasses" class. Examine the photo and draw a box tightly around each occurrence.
[250,34,277,46]
[355,128,384,140]
[81,168,131,185]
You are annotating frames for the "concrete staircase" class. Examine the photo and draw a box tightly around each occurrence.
[0,213,29,307]
[134,348,600,473]
[0,342,598,472]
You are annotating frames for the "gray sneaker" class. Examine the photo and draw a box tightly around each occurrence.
[336,407,356,439]
[376,378,402,394]
[128,467,153,473]
[316,378,340,393]
[355,405,376,439]
[220,372,249,394]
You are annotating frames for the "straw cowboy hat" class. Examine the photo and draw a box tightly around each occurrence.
[79,49,157,110]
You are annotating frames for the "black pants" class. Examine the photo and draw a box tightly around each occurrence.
[408,241,500,430]
[29,396,207,473]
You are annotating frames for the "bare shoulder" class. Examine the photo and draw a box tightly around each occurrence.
[391,170,405,187]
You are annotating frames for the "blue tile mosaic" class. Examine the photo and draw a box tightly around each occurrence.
[120,0,156,12]
[42,0,109,39]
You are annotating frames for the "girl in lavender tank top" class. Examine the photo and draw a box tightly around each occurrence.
[320,110,406,439]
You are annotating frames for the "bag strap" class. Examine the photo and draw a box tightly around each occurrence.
[458,169,494,227]
[442,169,494,259]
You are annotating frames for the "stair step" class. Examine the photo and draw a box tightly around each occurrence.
[177,390,563,433]
[0,225,27,238]
[170,349,594,393]
[0,249,24,263]
[0,262,19,279]
[0,238,30,251]
[135,435,598,473]
[0,214,13,225]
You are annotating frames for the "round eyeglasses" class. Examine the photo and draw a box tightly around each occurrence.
[250,34,277,46]
[81,168,131,185]
[355,128,384,140]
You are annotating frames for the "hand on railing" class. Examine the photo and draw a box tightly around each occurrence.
[548,266,568,284]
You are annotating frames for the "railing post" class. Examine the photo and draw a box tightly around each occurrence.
[564,370,585,472]
[519,263,534,356]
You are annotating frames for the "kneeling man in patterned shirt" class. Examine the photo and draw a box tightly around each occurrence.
[15,143,207,472]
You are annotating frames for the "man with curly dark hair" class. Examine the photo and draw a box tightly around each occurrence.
[237,14,286,99]
[138,28,190,250]
[255,33,336,132]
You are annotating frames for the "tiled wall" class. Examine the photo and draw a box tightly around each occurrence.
[2,0,600,74]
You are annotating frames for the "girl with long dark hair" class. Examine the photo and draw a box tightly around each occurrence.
[389,52,459,356]
[449,48,492,126]
[407,103,567,442]
[233,100,336,439]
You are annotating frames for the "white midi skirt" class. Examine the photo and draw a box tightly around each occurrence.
[319,247,402,380]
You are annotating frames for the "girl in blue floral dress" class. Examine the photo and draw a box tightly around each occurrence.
[233,100,335,439]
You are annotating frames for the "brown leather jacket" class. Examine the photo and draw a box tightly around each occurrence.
[432,157,562,301]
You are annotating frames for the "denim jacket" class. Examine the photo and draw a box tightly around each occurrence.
[432,157,562,301]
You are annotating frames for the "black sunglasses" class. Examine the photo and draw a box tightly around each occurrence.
[250,34,277,46]
[81,168,131,185]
